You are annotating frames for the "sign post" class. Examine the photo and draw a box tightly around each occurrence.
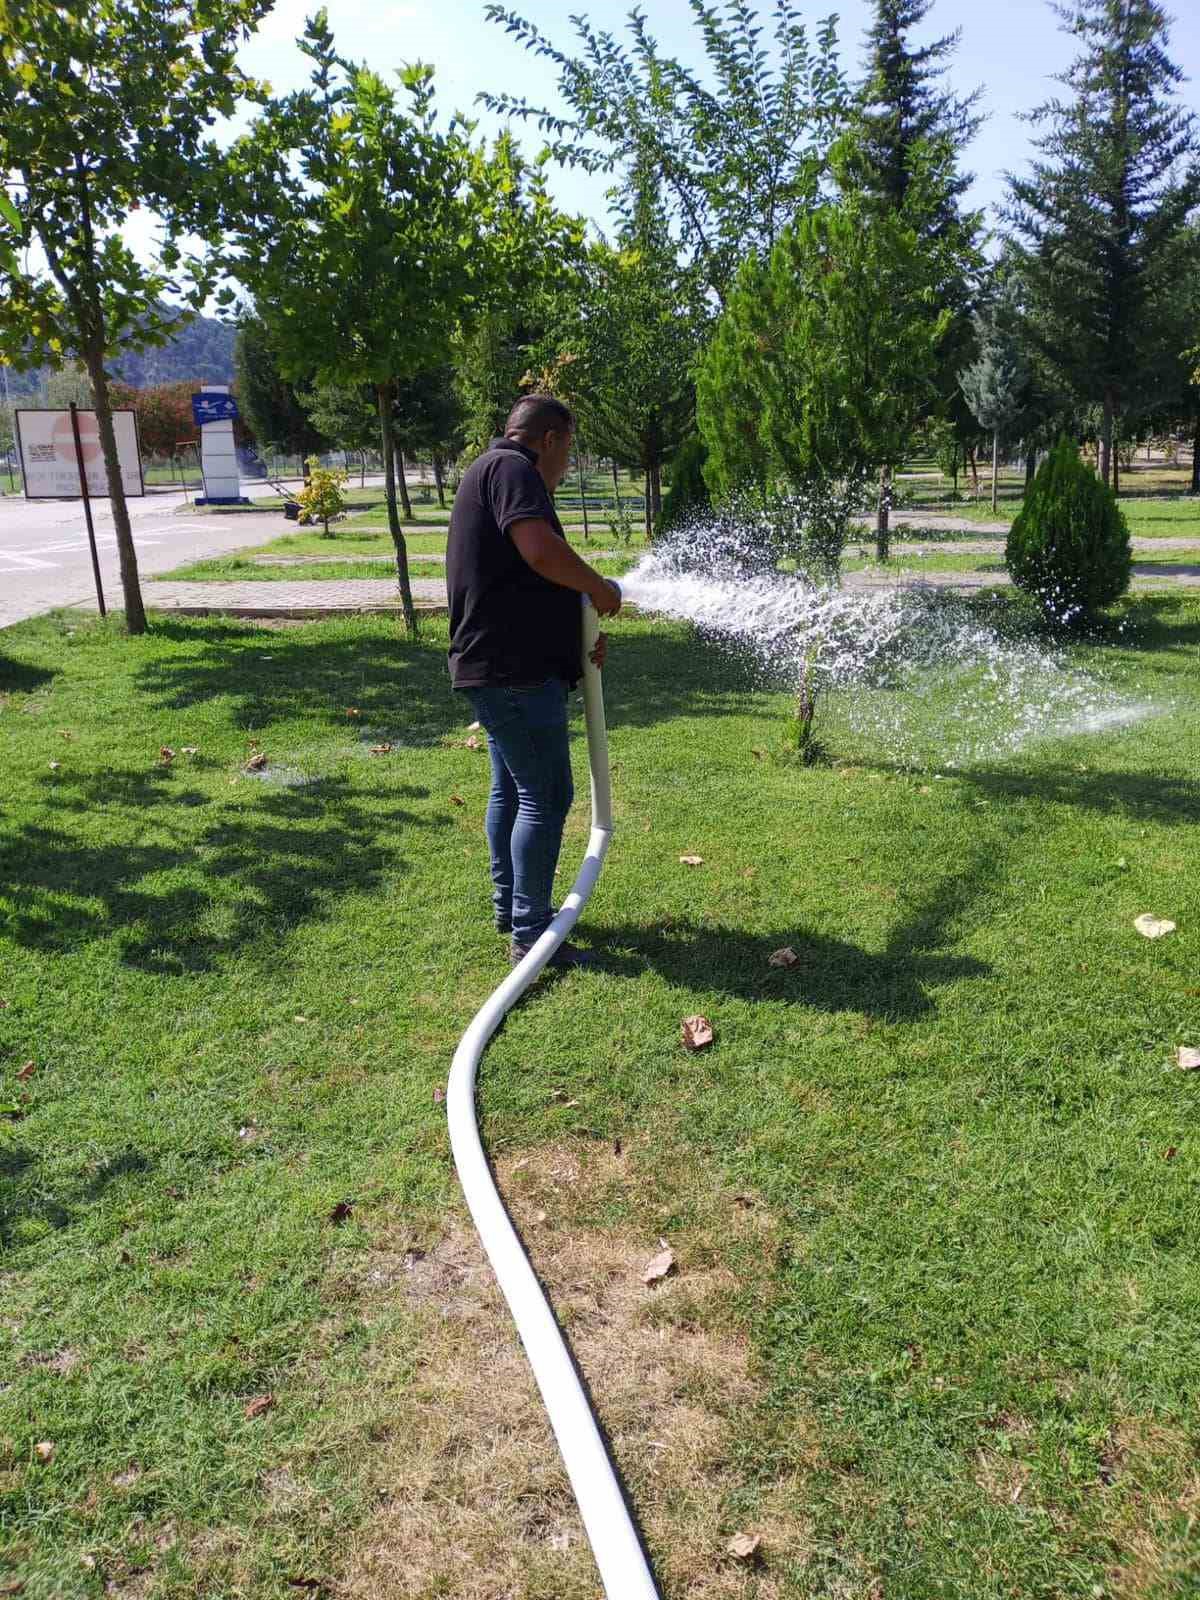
[69,402,106,617]
[191,387,249,505]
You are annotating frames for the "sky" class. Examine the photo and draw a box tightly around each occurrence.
[219,0,1200,234]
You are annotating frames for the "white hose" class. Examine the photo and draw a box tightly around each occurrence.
[446,592,661,1599]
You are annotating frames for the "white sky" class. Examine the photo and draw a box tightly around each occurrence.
[124,0,1200,264]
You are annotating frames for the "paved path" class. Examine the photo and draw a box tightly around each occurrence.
[135,576,446,616]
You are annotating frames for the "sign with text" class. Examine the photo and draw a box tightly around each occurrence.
[191,392,240,426]
[14,409,145,500]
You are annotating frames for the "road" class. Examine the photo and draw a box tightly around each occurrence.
[0,482,301,630]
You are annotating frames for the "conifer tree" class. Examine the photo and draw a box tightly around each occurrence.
[1005,0,1200,490]
[959,284,1030,511]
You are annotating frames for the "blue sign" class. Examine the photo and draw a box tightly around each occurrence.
[192,392,240,426]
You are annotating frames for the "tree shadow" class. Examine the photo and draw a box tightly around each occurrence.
[592,849,995,1022]
[0,1143,152,1249]
[1,770,445,974]
[0,652,55,694]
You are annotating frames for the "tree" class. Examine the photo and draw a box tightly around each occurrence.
[538,176,701,539]
[227,22,576,632]
[108,380,198,459]
[0,0,271,633]
[481,1,848,303]
[1005,0,1200,491]
[697,147,958,561]
[234,316,327,459]
[847,0,983,541]
[959,284,1031,511]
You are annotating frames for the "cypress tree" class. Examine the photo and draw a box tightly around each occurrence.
[1007,437,1133,622]
[1005,1,1200,490]
[959,283,1030,511]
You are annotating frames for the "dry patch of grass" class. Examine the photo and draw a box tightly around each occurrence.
[1104,1418,1200,1600]
[335,1138,814,1599]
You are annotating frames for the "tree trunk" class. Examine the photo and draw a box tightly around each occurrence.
[610,458,620,505]
[875,464,891,562]
[83,339,146,634]
[1099,389,1114,488]
[643,468,653,542]
[1192,415,1200,494]
[967,447,979,494]
[1112,437,1120,498]
[1025,450,1037,493]
[576,452,590,543]
[433,453,446,510]
[395,446,413,520]
[991,428,1000,514]
[377,382,417,635]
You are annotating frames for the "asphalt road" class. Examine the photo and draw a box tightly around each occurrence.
[0,484,292,630]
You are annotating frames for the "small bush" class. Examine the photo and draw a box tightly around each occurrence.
[1007,439,1132,623]
[660,435,711,534]
[297,458,350,536]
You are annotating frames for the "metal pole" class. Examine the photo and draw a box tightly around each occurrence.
[70,402,106,617]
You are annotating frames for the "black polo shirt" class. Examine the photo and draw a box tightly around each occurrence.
[446,438,581,689]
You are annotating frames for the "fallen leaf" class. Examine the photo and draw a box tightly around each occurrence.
[0,1579,25,1595]
[642,1244,675,1286]
[159,746,175,762]
[328,1201,354,1224]
[48,760,60,771]
[734,1194,756,1209]
[16,1061,34,1082]
[243,1394,275,1419]
[464,735,482,750]
[613,1137,623,1157]
[345,707,360,717]
[534,1210,549,1225]
[768,947,799,968]
[1177,1046,1200,1072]
[1134,913,1176,939]
[433,1086,445,1104]
[369,742,393,755]
[751,748,765,760]
[678,853,704,866]
[467,721,482,732]
[181,746,198,755]
[728,1532,761,1562]
[244,751,268,771]
[450,794,465,807]
[34,1441,55,1463]
[293,1014,309,1023]
[1164,1146,1178,1161]
[681,1015,714,1051]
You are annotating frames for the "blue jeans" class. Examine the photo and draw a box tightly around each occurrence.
[461,678,574,945]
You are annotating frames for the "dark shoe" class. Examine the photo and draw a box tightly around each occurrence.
[510,938,597,970]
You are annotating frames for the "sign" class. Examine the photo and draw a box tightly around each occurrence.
[191,392,240,426]
[14,408,144,500]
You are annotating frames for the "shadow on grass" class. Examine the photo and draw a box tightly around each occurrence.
[595,851,994,1022]
[0,651,55,694]
[0,1142,152,1248]
[0,771,443,974]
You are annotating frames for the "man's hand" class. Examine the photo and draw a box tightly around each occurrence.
[589,578,621,618]
[590,631,608,670]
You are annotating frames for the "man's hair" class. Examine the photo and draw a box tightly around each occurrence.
[505,393,575,440]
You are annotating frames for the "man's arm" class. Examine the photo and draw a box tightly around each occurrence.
[509,519,622,616]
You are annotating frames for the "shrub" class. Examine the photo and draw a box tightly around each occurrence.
[297,457,349,536]
[1006,438,1132,623]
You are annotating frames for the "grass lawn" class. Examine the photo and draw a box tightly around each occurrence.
[2,599,1199,1599]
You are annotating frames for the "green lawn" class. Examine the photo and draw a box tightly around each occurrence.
[2,600,1199,1598]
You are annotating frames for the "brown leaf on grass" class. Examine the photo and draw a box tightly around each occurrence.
[1164,1147,1178,1161]
[369,743,393,755]
[181,746,198,755]
[0,1579,25,1595]
[1134,913,1176,939]
[678,853,704,866]
[768,947,799,968]
[450,795,465,807]
[641,1244,675,1286]
[433,1086,446,1105]
[728,1531,761,1562]
[464,735,482,750]
[16,1061,34,1082]
[681,1015,714,1051]
[243,1394,275,1420]
[1176,1046,1200,1072]
[345,707,360,717]
[159,746,175,762]
[244,751,268,771]
[34,1440,55,1463]
[328,1201,354,1224]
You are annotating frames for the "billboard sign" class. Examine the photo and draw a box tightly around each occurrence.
[191,392,240,426]
[14,409,145,500]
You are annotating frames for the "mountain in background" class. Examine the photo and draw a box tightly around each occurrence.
[112,311,237,386]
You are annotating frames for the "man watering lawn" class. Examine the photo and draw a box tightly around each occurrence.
[447,395,622,969]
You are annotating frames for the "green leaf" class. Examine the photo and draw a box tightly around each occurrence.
[0,191,21,230]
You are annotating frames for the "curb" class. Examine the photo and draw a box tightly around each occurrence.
[148,603,448,619]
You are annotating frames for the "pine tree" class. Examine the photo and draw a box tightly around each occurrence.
[234,315,326,459]
[1005,0,1200,490]
[847,0,983,550]
[959,283,1030,511]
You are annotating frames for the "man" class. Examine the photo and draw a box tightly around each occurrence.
[447,395,621,968]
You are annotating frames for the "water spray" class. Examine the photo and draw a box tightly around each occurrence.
[446,586,661,1599]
